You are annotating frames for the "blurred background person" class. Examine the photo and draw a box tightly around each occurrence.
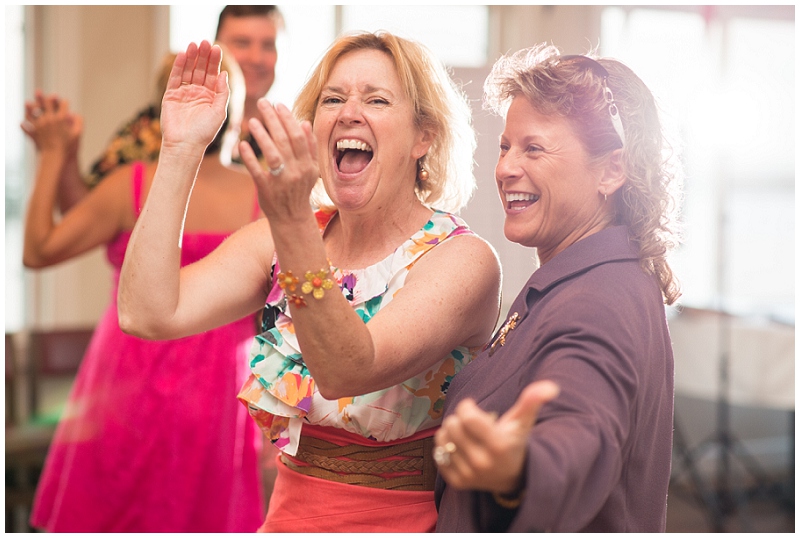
[215,4,283,150]
[23,51,266,532]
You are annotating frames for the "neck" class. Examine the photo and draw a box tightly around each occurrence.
[327,201,432,269]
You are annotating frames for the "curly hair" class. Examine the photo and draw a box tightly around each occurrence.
[484,43,682,305]
[293,31,477,214]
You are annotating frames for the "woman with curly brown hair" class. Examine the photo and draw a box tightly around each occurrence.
[433,43,682,532]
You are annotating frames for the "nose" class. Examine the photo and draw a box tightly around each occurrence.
[241,45,264,68]
[337,98,364,126]
[495,150,521,186]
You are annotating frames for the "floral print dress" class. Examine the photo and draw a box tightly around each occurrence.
[238,210,479,456]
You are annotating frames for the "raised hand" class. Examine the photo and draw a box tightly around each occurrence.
[434,380,560,494]
[159,40,229,154]
[238,99,319,223]
[21,91,83,155]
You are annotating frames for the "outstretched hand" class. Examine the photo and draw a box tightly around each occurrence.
[21,90,83,155]
[434,380,560,495]
[159,40,229,155]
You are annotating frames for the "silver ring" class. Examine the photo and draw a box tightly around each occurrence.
[433,441,457,467]
[268,163,285,176]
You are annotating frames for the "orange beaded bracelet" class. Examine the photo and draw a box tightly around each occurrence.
[276,267,334,307]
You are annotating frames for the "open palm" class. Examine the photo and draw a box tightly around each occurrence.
[160,40,229,153]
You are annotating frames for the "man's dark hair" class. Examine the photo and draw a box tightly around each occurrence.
[215,5,283,38]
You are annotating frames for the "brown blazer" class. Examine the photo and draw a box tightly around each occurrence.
[435,226,674,532]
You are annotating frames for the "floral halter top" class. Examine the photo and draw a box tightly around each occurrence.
[237,210,480,456]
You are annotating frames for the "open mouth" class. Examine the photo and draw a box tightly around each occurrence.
[506,192,540,211]
[335,139,374,175]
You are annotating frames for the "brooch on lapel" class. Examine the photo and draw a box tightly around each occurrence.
[488,312,519,357]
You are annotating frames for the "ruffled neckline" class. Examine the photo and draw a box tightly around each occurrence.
[324,209,458,305]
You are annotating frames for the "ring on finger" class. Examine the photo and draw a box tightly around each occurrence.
[268,162,285,176]
[433,441,457,467]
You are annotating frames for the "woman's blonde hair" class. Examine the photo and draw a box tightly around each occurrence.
[484,43,682,305]
[293,31,476,214]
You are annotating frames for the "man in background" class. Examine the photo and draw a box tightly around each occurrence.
[215,5,283,135]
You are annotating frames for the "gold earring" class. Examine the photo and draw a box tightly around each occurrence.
[418,161,429,182]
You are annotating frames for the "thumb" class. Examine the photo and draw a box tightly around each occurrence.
[499,379,560,431]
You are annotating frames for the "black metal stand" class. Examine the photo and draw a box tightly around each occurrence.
[671,313,774,530]
[670,185,786,531]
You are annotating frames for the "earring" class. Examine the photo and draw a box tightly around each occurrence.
[418,161,429,182]
[603,191,608,202]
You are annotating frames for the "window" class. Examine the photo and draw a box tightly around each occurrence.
[5,5,28,332]
[170,5,488,106]
[602,7,794,322]
[341,5,488,67]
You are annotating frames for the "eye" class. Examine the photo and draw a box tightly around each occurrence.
[526,145,543,154]
[368,97,389,105]
[499,143,510,155]
[320,96,343,105]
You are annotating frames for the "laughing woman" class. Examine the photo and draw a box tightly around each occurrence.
[433,44,682,532]
[118,35,501,532]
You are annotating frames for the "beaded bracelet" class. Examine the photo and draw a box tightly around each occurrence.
[276,267,334,307]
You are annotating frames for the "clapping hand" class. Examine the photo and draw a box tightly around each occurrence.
[434,380,560,495]
[238,99,319,223]
[159,40,229,155]
[21,90,83,155]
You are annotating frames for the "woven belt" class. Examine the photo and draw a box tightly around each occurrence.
[280,435,436,491]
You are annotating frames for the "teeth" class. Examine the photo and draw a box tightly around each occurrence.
[506,193,539,202]
[336,139,373,152]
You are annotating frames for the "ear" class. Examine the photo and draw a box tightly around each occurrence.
[412,127,436,160]
[598,148,626,197]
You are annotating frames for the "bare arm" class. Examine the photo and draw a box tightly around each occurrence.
[22,95,125,268]
[56,148,89,212]
[118,41,269,340]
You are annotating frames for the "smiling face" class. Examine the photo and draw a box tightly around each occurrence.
[313,49,431,213]
[496,96,611,264]
[216,15,278,103]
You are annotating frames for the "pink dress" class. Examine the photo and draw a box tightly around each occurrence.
[30,163,265,532]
